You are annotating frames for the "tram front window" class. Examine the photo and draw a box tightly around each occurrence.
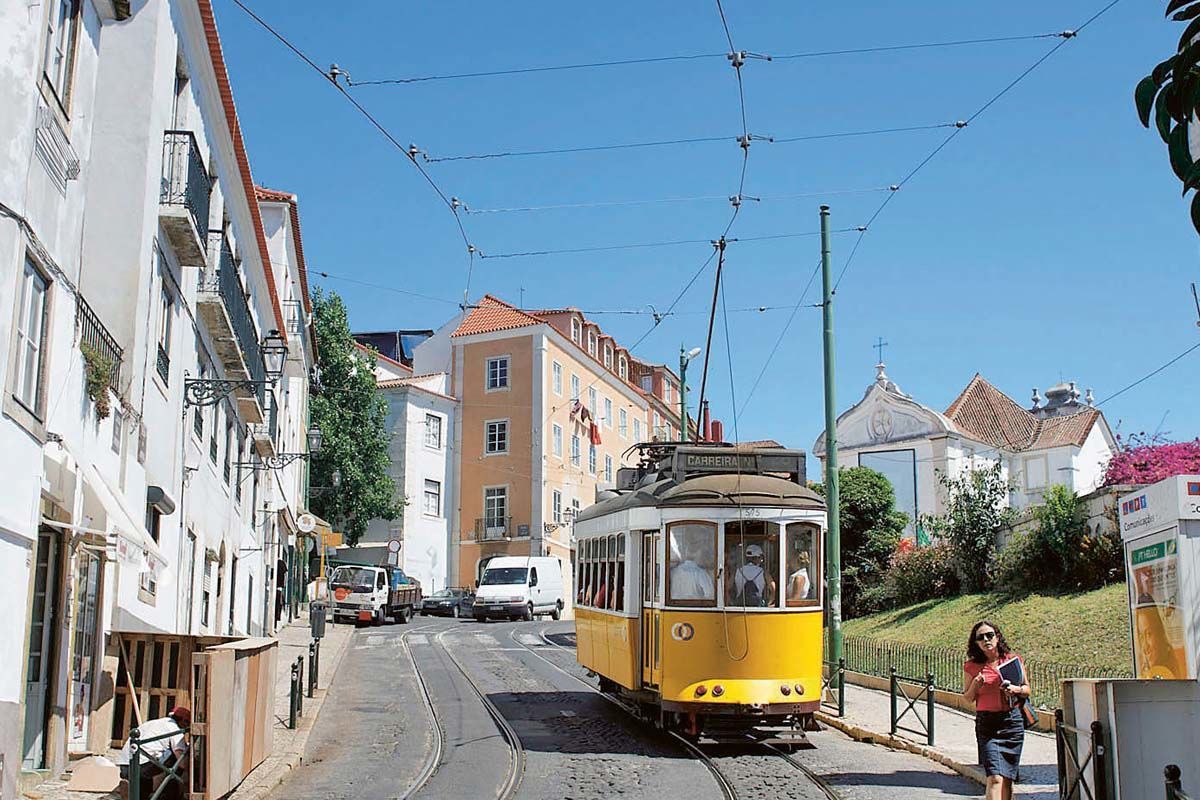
[723,521,781,608]
[785,522,821,607]
[667,522,717,606]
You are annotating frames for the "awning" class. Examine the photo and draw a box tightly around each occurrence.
[80,463,167,575]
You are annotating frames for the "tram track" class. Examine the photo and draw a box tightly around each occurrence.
[435,629,526,800]
[528,625,844,800]
[398,626,445,800]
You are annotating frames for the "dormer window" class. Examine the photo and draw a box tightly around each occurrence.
[603,344,613,369]
[587,329,598,358]
[618,354,628,380]
[571,317,582,344]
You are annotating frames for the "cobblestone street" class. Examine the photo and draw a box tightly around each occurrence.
[266,618,982,800]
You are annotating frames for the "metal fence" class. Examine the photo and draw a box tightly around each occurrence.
[200,233,267,407]
[836,635,1132,709]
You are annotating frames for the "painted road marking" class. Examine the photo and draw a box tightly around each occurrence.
[367,635,385,645]
[474,633,499,646]
[407,634,429,645]
[518,634,542,646]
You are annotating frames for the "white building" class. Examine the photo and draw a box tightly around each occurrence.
[351,371,457,593]
[0,2,314,794]
[813,364,1117,536]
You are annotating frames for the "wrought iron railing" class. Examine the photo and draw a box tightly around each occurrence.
[75,295,122,389]
[156,343,170,385]
[475,517,513,540]
[285,299,307,353]
[200,233,266,402]
[160,130,212,237]
[834,635,1132,709]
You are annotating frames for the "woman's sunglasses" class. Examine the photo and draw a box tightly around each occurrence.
[975,631,997,642]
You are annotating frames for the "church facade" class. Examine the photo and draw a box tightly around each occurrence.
[813,365,1117,538]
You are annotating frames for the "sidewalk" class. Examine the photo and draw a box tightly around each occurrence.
[22,613,353,800]
[817,682,1058,799]
[225,611,354,800]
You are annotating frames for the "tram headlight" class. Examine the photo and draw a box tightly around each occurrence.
[794,683,805,696]
[711,685,725,697]
[780,684,791,696]
[694,685,707,697]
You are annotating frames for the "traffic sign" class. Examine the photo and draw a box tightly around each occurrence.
[297,513,317,533]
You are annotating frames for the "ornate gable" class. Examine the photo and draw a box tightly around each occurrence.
[813,365,958,456]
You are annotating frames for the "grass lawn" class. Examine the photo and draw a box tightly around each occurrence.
[842,583,1132,672]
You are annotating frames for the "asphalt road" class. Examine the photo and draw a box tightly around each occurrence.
[268,616,981,800]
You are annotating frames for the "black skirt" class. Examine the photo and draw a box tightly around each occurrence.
[975,708,1024,779]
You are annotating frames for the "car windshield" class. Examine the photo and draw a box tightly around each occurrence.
[431,590,454,598]
[330,567,375,590]
[481,567,528,586]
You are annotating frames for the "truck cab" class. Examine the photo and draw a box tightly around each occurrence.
[330,565,422,624]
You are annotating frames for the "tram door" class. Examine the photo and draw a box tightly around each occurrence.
[640,530,661,688]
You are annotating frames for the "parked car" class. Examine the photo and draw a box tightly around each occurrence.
[419,588,475,618]
[474,556,565,621]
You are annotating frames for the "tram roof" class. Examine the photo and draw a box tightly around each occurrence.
[574,473,825,524]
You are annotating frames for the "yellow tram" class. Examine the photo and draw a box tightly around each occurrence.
[572,443,826,740]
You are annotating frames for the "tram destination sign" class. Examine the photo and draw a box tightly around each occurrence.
[671,447,806,483]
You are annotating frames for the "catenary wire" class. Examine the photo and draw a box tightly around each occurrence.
[477,227,854,260]
[1094,340,1200,407]
[830,0,1124,294]
[771,31,1072,60]
[738,259,823,419]
[461,186,892,215]
[227,0,479,303]
[423,121,954,163]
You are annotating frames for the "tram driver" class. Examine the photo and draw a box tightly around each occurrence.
[669,531,716,601]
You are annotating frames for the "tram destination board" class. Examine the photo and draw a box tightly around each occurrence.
[671,446,806,483]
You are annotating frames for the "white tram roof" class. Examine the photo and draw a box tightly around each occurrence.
[574,472,825,525]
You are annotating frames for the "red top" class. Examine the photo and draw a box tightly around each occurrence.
[964,657,1020,712]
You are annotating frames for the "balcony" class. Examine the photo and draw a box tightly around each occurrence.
[75,295,123,390]
[284,299,307,356]
[159,131,212,266]
[474,517,514,541]
[252,391,278,457]
[197,233,266,423]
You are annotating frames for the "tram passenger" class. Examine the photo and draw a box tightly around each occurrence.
[670,536,715,601]
[787,551,812,602]
[731,544,776,607]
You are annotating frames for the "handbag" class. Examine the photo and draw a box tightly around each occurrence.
[998,656,1039,730]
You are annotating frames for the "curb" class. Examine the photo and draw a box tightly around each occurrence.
[227,624,356,800]
[815,712,988,787]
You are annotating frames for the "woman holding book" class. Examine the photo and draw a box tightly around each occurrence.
[963,620,1031,800]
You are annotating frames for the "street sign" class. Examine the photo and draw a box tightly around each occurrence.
[387,538,401,554]
[297,513,317,533]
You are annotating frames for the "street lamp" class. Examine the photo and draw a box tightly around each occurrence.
[306,424,323,455]
[680,346,702,441]
[262,329,288,380]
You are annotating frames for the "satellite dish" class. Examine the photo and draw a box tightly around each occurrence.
[297,513,317,533]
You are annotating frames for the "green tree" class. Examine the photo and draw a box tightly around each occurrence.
[923,463,1013,593]
[812,466,907,618]
[309,289,401,545]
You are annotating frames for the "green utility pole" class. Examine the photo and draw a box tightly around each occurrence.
[819,204,843,667]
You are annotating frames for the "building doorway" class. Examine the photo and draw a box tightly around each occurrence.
[22,527,61,769]
[68,548,102,752]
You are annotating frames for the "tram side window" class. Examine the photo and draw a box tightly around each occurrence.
[785,522,821,608]
[666,522,717,606]
[724,520,781,608]
[586,539,596,607]
[577,539,587,605]
[593,539,608,608]
[615,535,626,611]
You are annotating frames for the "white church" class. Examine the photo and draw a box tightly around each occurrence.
[813,364,1118,538]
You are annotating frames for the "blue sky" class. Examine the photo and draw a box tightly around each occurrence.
[219,0,1199,454]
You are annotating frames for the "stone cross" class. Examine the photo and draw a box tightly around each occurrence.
[874,336,888,364]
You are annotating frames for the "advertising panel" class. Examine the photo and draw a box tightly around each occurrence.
[1127,529,1188,680]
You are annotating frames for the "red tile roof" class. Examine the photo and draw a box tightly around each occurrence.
[452,294,548,337]
[944,374,1100,451]
[198,0,288,345]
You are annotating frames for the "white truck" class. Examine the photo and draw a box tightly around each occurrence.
[329,564,422,625]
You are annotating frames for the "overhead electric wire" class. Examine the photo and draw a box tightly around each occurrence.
[771,31,1072,60]
[738,259,823,418]
[348,52,726,86]
[477,227,855,260]
[830,0,1123,294]
[1094,340,1200,407]
[227,0,480,303]
[424,121,954,163]
[310,270,462,305]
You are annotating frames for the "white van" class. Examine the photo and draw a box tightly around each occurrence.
[474,556,565,622]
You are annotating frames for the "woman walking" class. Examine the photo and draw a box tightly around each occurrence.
[963,621,1031,800]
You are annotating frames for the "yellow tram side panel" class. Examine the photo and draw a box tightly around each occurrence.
[660,609,824,707]
[575,607,639,690]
